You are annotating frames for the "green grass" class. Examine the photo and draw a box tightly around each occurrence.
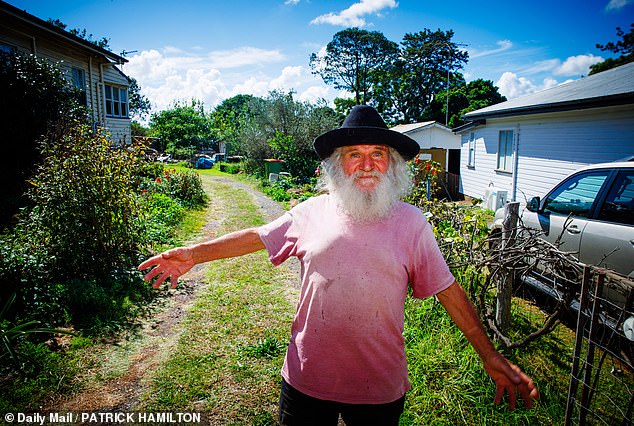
[140,177,298,425]
[3,168,629,425]
[401,296,570,425]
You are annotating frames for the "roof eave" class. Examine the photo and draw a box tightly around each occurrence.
[1,2,128,65]
[453,119,486,134]
[464,93,634,120]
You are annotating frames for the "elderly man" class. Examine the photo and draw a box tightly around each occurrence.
[139,105,539,425]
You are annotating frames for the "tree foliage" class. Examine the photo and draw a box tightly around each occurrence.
[589,23,634,75]
[312,27,502,128]
[428,79,507,128]
[310,28,398,105]
[392,29,469,123]
[149,100,214,157]
[128,77,151,120]
[234,91,340,181]
[47,19,111,50]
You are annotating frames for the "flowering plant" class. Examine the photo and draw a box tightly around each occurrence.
[405,156,443,208]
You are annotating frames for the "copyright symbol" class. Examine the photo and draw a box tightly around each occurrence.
[5,413,15,422]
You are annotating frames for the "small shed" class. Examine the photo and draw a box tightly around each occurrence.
[391,121,461,174]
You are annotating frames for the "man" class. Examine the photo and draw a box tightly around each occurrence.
[139,105,539,425]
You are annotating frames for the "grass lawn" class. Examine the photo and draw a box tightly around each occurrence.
[143,169,573,425]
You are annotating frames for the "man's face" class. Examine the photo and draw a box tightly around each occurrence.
[340,144,390,191]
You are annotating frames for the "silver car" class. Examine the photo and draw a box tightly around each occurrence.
[493,161,634,278]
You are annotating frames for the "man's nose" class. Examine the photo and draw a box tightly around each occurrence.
[361,155,374,171]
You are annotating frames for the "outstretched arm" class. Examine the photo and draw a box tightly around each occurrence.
[436,281,539,410]
[138,227,265,288]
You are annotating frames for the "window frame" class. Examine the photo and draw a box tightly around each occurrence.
[542,170,611,218]
[71,67,87,106]
[467,132,476,168]
[496,130,514,172]
[104,83,129,118]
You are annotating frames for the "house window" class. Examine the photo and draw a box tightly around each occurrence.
[497,130,514,172]
[105,84,129,118]
[71,67,87,105]
[467,132,476,167]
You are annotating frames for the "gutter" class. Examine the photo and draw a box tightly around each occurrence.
[464,92,634,121]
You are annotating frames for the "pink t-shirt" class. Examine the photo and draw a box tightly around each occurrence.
[257,194,455,404]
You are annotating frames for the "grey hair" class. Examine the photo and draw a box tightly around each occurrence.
[316,146,413,199]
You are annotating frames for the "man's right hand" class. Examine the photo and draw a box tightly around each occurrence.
[138,247,195,288]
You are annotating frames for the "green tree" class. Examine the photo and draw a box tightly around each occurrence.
[310,28,398,105]
[128,77,151,120]
[211,94,264,154]
[47,19,110,49]
[149,100,213,157]
[235,91,339,181]
[589,23,634,75]
[395,29,468,123]
[428,78,506,128]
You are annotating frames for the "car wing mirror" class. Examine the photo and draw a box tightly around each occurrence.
[527,196,541,212]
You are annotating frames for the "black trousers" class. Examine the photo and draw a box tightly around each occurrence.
[278,379,405,426]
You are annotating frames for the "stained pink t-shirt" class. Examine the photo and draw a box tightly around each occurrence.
[257,194,455,404]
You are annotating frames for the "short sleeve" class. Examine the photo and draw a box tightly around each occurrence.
[408,215,455,299]
[257,212,298,266]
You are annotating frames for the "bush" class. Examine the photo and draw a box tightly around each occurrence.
[143,193,185,244]
[141,168,206,208]
[0,123,151,331]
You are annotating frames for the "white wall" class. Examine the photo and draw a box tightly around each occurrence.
[459,105,634,205]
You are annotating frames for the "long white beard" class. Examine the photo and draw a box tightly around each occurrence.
[330,170,400,224]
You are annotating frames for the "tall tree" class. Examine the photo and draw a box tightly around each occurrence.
[396,29,468,123]
[310,28,398,105]
[128,77,151,120]
[589,23,634,75]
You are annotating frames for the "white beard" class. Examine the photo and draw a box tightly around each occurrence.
[330,170,400,224]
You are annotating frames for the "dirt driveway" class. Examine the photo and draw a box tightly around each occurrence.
[43,174,298,414]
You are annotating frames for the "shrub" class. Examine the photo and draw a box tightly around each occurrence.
[0,123,151,331]
[405,157,444,208]
[143,193,185,244]
[141,168,206,208]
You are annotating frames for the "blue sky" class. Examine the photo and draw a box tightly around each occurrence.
[7,0,634,115]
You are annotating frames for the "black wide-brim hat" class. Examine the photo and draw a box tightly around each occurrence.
[313,105,420,160]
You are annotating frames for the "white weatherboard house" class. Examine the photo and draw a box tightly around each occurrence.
[0,0,131,144]
[454,62,634,210]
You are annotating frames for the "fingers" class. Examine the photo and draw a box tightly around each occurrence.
[138,255,162,271]
[142,265,163,282]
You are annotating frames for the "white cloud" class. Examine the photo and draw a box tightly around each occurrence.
[469,40,513,59]
[310,0,397,27]
[554,54,604,76]
[208,47,286,69]
[123,48,333,114]
[495,72,561,99]
[605,0,633,11]
[284,0,300,4]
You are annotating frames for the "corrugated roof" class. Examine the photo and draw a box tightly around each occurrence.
[391,121,442,134]
[464,61,634,120]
